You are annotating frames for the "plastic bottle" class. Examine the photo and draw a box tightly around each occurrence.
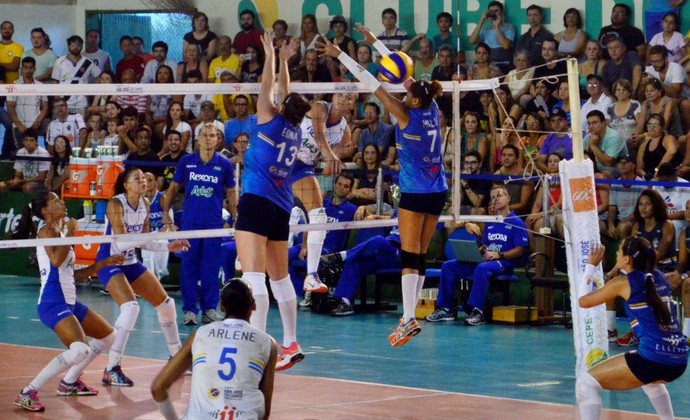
[83,200,93,222]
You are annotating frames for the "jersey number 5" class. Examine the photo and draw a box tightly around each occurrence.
[217,347,238,380]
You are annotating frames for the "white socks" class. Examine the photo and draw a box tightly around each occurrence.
[575,371,602,420]
[155,297,181,356]
[642,383,674,420]
[270,276,298,347]
[683,318,690,339]
[63,332,116,384]
[244,272,269,331]
[401,273,419,322]
[307,208,328,274]
[416,275,425,301]
[25,341,90,392]
[606,311,617,331]
[107,300,140,370]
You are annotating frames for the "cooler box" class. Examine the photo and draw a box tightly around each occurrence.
[64,155,124,199]
[74,220,106,267]
[492,306,538,324]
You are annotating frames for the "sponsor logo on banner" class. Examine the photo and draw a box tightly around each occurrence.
[569,177,596,213]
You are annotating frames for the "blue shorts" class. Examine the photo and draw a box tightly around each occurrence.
[37,300,89,330]
[97,261,149,287]
[625,351,687,384]
[399,191,447,216]
[235,193,291,241]
[287,160,315,183]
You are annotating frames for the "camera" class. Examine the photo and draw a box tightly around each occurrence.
[486,12,497,19]
[240,53,252,61]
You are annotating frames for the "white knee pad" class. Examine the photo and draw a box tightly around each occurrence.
[155,297,177,324]
[270,277,297,303]
[117,300,141,332]
[576,371,602,407]
[307,208,327,245]
[244,272,268,296]
[66,341,91,366]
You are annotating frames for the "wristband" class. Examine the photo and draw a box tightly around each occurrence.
[373,40,392,57]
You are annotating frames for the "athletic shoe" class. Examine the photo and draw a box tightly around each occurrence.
[57,378,98,396]
[298,292,312,308]
[330,300,354,316]
[183,311,197,326]
[202,309,223,324]
[100,289,110,295]
[388,317,422,347]
[303,273,328,293]
[608,329,618,342]
[616,330,639,347]
[102,366,134,387]
[320,252,343,268]
[276,342,304,371]
[464,309,486,326]
[426,308,455,322]
[13,389,44,412]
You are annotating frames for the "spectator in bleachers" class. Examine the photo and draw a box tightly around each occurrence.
[87,70,115,118]
[115,36,145,83]
[495,85,521,129]
[377,8,409,56]
[103,118,121,147]
[3,128,50,192]
[636,77,684,139]
[493,144,534,216]
[46,97,87,156]
[515,4,553,66]
[584,109,628,177]
[213,70,241,121]
[460,150,491,215]
[193,100,224,145]
[182,70,212,126]
[145,65,174,135]
[524,78,558,121]
[636,113,678,180]
[227,132,248,165]
[141,41,177,83]
[0,21,23,83]
[478,90,499,135]
[466,43,502,81]
[162,101,192,154]
[125,126,161,177]
[428,185,528,325]
[158,129,187,197]
[184,11,218,61]
[461,112,489,167]
[132,36,153,63]
[349,143,390,207]
[85,113,105,150]
[652,162,690,243]
[632,189,676,274]
[491,116,521,171]
[7,57,49,148]
[648,12,684,63]
[578,40,606,99]
[23,27,57,82]
[232,9,261,55]
[598,3,647,60]
[529,38,565,98]
[224,95,257,149]
[606,79,642,152]
[504,50,533,106]
[46,134,71,193]
[605,153,645,240]
[552,80,575,126]
[329,15,356,60]
[432,11,462,64]
[52,35,102,116]
[290,48,331,84]
[240,45,264,83]
[117,106,140,155]
[554,8,587,58]
[645,45,690,132]
[354,45,378,79]
[353,101,393,156]
[469,1,515,68]
[402,35,438,81]
[581,74,614,135]
[520,112,546,163]
[208,36,240,83]
[538,108,572,170]
[115,69,147,117]
[298,14,323,66]
[82,29,112,72]
[178,43,208,83]
[526,152,563,235]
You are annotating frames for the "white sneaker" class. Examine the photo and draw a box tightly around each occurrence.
[183,311,197,326]
[298,292,312,307]
[202,309,223,323]
[303,274,328,293]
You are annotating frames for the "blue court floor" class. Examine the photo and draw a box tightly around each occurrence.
[0,274,688,418]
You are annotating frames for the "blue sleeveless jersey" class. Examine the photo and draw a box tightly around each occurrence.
[172,152,235,229]
[625,270,688,365]
[242,115,301,212]
[323,197,357,253]
[395,101,448,194]
[149,191,163,232]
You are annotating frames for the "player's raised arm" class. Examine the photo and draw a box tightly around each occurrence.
[277,37,299,105]
[257,32,277,124]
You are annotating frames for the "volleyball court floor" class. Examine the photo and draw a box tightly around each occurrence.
[0,274,687,419]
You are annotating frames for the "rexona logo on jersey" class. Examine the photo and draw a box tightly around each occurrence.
[189,172,219,183]
[191,185,214,198]
[569,176,596,213]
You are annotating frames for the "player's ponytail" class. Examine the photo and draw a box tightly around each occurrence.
[645,272,672,326]
[11,192,50,240]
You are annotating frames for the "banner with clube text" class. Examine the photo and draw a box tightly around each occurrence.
[559,159,608,374]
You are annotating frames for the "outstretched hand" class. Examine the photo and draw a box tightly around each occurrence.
[316,37,342,59]
[587,244,605,266]
[279,37,299,62]
[355,23,377,46]
[260,31,274,55]
[169,239,191,253]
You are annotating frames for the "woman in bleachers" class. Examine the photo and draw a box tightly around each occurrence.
[467,43,502,81]
[491,116,522,172]
[354,44,378,79]
[648,12,684,63]
[240,45,264,84]
[495,85,522,130]
[504,50,533,106]
[635,113,678,180]
[298,14,323,66]
[554,8,587,58]
[161,102,192,155]
[552,80,576,126]
[578,40,605,99]
[46,135,71,194]
[348,143,390,207]
[87,70,115,118]
[520,112,547,166]
[636,77,683,139]
[526,152,563,237]
[460,111,489,170]
[183,11,218,62]
[606,79,643,152]
[146,64,174,138]
[177,43,208,83]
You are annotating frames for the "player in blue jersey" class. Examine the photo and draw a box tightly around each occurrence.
[142,171,170,280]
[320,24,448,347]
[161,123,236,326]
[234,33,311,371]
[578,238,687,420]
[11,192,124,412]
[96,166,190,386]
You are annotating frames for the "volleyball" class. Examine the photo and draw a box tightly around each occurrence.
[378,51,414,84]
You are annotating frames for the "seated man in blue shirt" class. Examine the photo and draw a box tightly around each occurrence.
[426,185,528,326]
[355,102,394,157]
[224,94,257,148]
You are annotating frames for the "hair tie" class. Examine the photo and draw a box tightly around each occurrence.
[632,250,640,258]
[284,95,291,104]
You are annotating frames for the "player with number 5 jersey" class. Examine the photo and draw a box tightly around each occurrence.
[234,33,312,371]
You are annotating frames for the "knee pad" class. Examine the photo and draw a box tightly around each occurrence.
[244,272,268,296]
[307,208,328,245]
[575,371,602,407]
[418,253,427,276]
[66,341,91,366]
[269,277,297,303]
[400,250,419,270]
[155,297,176,324]
[642,383,668,399]
[117,300,140,333]
[98,331,117,353]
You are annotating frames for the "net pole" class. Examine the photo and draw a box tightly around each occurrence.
[452,80,462,220]
[568,58,584,162]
